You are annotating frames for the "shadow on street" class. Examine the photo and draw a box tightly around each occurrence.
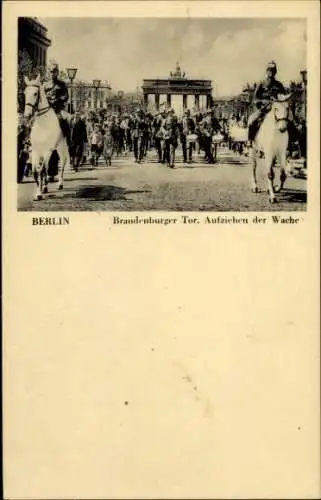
[73,185,152,201]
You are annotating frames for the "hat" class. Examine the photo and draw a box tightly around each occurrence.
[49,61,59,72]
[267,61,277,72]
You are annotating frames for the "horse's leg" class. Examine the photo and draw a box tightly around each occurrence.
[56,137,70,190]
[275,149,287,193]
[266,154,276,203]
[250,144,259,193]
[41,150,52,194]
[42,165,48,194]
[32,154,42,201]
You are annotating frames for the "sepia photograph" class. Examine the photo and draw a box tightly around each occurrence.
[17,17,307,212]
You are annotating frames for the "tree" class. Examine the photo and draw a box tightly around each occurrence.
[18,49,33,112]
[286,80,304,121]
[18,49,47,112]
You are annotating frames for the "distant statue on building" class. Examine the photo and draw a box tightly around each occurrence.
[170,61,186,79]
[175,61,181,78]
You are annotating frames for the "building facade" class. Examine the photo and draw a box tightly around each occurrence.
[142,62,213,116]
[66,81,112,112]
[18,17,51,68]
[213,95,250,120]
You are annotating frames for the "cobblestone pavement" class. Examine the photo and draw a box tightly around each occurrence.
[18,147,307,212]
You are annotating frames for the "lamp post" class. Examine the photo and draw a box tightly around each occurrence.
[66,67,78,114]
[93,79,101,111]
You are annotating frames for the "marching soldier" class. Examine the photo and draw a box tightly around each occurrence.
[152,111,165,162]
[132,109,147,163]
[162,108,179,168]
[180,109,196,163]
[200,110,215,163]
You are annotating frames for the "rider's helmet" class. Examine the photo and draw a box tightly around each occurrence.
[266,61,277,74]
[48,61,59,76]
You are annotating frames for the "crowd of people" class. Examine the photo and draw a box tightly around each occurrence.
[18,105,232,181]
[68,106,228,169]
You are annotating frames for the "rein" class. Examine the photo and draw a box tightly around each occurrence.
[273,110,288,124]
[36,105,51,117]
[25,83,51,118]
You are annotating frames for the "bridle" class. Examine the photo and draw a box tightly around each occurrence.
[272,103,289,124]
[25,83,50,117]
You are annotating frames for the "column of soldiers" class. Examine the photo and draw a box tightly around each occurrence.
[79,105,223,169]
[18,105,225,180]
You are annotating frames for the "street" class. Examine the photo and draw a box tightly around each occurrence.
[18,147,307,212]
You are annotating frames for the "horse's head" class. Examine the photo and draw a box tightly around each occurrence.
[272,93,292,132]
[23,74,41,119]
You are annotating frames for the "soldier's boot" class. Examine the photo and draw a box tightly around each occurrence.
[248,122,257,142]
[59,117,71,147]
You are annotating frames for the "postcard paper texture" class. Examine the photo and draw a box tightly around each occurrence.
[3,1,320,498]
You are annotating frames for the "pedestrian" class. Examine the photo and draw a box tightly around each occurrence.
[90,123,103,166]
[103,126,114,166]
[70,112,88,171]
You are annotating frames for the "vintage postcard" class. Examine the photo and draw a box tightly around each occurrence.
[3,0,320,498]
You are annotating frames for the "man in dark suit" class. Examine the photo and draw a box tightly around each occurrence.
[70,112,88,171]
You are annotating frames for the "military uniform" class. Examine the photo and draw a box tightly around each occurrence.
[200,113,215,163]
[44,76,70,143]
[162,112,179,168]
[131,112,147,163]
[180,113,196,163]
[152,114,165,162]
[248,63,286,141]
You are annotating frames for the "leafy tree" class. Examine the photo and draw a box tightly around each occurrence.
[18,49,33,112]
[18,49,47,112]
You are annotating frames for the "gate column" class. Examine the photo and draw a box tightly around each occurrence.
[183,94,187,109]
[155,94,160,111]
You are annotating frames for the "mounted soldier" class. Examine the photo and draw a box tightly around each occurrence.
[248,61,286,142]
[44,62,71,144]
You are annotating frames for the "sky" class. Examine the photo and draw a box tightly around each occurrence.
[39,17,306,96]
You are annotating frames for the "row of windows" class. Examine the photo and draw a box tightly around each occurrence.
[73,99,105,109]
[72,89,108,100]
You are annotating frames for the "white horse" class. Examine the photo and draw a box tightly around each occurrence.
[251,95,291,203]
[23,74,70,200]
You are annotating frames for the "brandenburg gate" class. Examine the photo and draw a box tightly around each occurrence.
[142,62,213,115]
